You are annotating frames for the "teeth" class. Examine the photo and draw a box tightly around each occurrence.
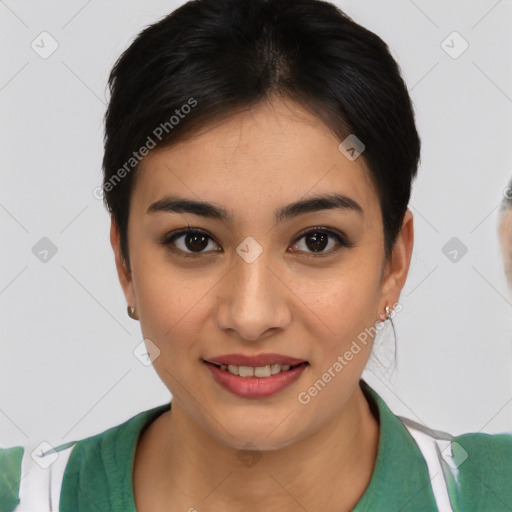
[227,364,239,376]
[254,365,271,377]
[238,366,254,377]
[270,363,281,375]
[219,363,294,377]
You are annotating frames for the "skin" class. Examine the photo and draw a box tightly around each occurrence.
[498,208,512,287]
[111,96,414,511]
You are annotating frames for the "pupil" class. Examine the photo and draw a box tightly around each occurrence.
[306,232,328,252]
[186,233,208,252]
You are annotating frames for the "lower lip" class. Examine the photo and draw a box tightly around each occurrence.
[203,361,308,398]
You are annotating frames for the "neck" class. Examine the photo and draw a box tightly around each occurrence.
[134,384,379,512]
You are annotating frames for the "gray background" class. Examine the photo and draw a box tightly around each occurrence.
[1,0,511,448]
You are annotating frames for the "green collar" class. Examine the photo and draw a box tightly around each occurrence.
[354,379,438,510]
[60,379,439,511]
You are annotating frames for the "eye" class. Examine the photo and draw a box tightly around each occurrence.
[160,226,352,258]
[161,227,221,257]
[289,227,352,257]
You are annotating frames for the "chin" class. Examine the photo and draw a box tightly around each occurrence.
[223,433,297,453]
[205,413,307,453]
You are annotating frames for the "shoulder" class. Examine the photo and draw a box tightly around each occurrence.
[454,429,512,467]
[0,439,83,512]
[0,446,23,512]
[0,403,171,512]
[451,430,512,510]
[60,403,170,511]
[397,413,512,511]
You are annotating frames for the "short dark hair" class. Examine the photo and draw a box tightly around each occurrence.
[102,0,421,267]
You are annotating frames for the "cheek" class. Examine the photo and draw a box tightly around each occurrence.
[130,253,214,361]
[298,265,383,395]
[296,274,382,407]
[306,256,382,339]
[133,266,211,399]
[314,287,379,373]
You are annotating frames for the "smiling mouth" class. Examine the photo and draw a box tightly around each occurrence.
[203,361,308,378]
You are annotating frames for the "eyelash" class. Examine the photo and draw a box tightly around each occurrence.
[160,226,353,259]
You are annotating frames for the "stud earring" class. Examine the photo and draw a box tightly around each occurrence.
[127,305,137,320]
[385,305,391,319]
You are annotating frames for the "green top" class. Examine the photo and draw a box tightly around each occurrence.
[1,380,511,511]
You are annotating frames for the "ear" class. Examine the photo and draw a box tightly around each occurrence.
[110,218,137,315]
[379,209,414,315]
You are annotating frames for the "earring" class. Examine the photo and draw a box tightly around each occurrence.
[127,305,137,320]
[385,305,391,319]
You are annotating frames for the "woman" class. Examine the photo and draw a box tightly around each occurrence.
[1,0,511,510]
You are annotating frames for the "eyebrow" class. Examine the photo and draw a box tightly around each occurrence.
[147,193,363,223]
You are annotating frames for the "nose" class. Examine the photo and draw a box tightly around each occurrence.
[214,250,292,341]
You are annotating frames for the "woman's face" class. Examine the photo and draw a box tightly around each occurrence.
[112,97,413,450]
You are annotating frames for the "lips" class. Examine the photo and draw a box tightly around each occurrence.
[204,358,309,398]
[203,353,307,367]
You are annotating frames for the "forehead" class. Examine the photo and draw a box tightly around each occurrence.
[132,98,380,224]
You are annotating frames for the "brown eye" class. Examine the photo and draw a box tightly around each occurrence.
[161,228,221,256]
[289,227,351,257]
[161,226,352,259]
[303,231,330,252]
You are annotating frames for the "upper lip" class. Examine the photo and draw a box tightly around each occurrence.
[203,353,307,367]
